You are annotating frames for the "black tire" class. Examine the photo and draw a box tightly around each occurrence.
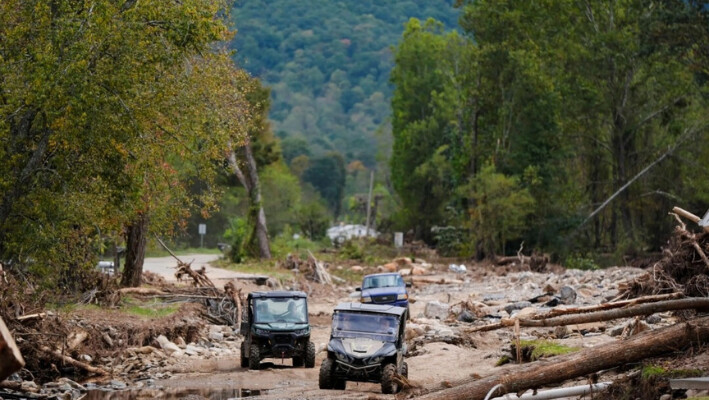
[240,341,248,368]
[319,358,335,389]
[401,361,409,378]
[304,341,316,368]
[248,344,261,370]
[292,356,304,367]
[405,305,411,320]
[381,363,399,394]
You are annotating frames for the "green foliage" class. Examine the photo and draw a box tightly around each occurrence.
[295,201,331,240]
[464,164,535,257]
[269,224,325,260]
[641,365,703,379]
[340,240,366,261]
[431,226,468,257]
[224,217,250,263]
[0,0,248,286]
[302,153,347,218]
[122,300,181,319]
[518,339,579,361]
[564,254,599,271]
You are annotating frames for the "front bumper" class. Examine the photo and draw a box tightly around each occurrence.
[333,359,382,382]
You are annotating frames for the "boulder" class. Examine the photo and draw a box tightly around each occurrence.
[424,301,451,320]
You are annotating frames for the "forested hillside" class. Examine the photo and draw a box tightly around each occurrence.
[229,0,459,166]
[390,1,709,262]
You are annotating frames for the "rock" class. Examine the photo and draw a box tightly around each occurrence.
[504,301,532,315]
[156,335,182,356]
[424,301,451,320]
[553,325,569,339]
[659,395,672,400]
[208,331,224,341]
[110,380,127,390]
[405,324,426,340]
[79,354,92,362]
[394,257,413,267]
[350,265,363,272]
[512,307,538,319]
[543,283,557,293]
[175,336,186,347]
[398,268,411,276]
[411,266,427,275]
[457,310,475,323]
[559,286,577,304]
[379,263,397,272]
[645,314,661,324]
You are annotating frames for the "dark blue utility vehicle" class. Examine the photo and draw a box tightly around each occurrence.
[356,272,411,319]
[319,303,408,394]
[240,291,315,370]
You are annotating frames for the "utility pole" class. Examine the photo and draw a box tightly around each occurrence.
[365,170,374,236]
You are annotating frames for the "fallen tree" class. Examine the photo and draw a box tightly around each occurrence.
[413,315,709,400]
[466,297,709,332]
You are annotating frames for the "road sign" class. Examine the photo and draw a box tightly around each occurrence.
[198,224,206,234]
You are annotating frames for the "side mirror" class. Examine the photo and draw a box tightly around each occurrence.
[405,282,412,288]
[355,287,361,292]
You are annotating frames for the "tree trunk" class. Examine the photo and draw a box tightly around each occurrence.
[121,212,148,287]
[228,141,271,260]
[417,316,709,400]
[0,316,24,382]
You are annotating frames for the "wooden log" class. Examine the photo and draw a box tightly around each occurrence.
[466,297,709,332]
[534,293,684,319]
[672,206,709,232]
[0,316,25,381]
[417,316,709,400]
[40,346,108,376]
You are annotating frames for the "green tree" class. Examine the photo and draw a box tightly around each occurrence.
[302,152,347,218]
[463,164,535,258]
[0,0,247,287]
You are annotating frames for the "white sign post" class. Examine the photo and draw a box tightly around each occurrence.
[394,232,403,248]
[198,223,206,248]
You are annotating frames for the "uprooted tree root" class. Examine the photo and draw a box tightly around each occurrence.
[619,222,709,299]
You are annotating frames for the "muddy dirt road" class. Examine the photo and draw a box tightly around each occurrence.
[137,255,644,399]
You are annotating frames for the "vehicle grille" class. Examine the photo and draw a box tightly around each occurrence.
[273,334,292,345]
[372,295,395,303]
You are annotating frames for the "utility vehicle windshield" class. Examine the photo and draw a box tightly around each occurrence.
[331,312,398,342]
[253,297,307,324]
[362,274,404,290]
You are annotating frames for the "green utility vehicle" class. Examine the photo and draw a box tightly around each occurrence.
[240,291,315,370]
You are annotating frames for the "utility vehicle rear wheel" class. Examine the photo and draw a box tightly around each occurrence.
[240,341,248,368]
[305,341,316,368]
[319,358,335,389]
[248,344,260,370]
[381,363,399,394]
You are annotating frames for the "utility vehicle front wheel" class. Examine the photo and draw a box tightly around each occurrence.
[305,341,316,368]
[381,363,399,394]
[248,344,261,370]
[319,358,335,389]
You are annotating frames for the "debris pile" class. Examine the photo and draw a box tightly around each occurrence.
[619,209,709,299]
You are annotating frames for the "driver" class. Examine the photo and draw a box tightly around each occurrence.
[286,300,301,322]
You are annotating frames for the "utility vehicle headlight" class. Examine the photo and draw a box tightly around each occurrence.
[397,293,408,300]
[294,327,310,336]
[253,328,269,336]
[370,356,384,365]
[361,296,372,303]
